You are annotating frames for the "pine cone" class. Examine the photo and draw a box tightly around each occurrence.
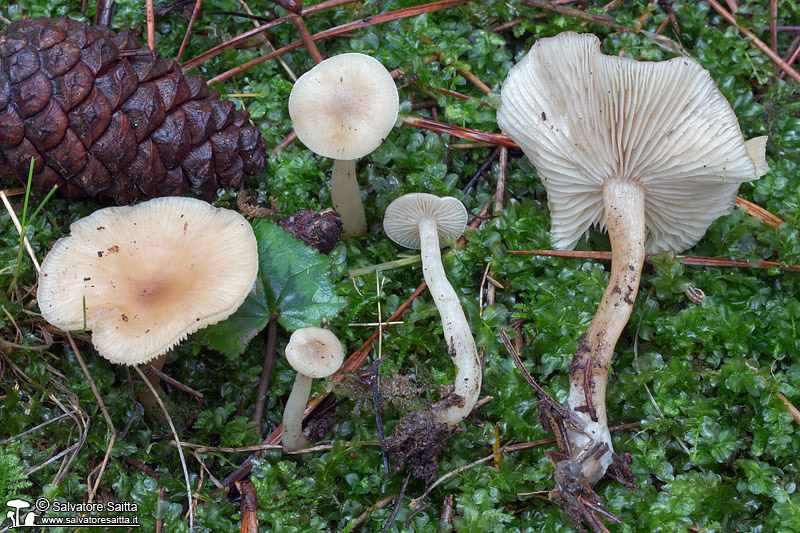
[0,17,267,204]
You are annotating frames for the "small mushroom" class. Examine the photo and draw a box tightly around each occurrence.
[282,327,344,451]
[37,196,259,365]
[289,53,399,236]
[497,32,768,488]
[383,193,480,428]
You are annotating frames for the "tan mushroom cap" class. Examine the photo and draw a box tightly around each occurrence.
[288,53,399,160]
[497,32,768,254]
[37,197,258,365]
[285,327,344,379]
[383,193,468,249]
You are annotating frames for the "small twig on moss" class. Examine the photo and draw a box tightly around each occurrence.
[382,472,412,533]
[411,442,514,507]
[349,493,398,530]
[183,0,357,70]
[435,87,494,109]
[292,16,324,63]
[770,0,779,77]
[774,391,800,426]
[253,315,279,429]
[404,116,516,147]
[145,0,156,50]
[125,457,160,478]
[347,255,421,278]
[463,146,501,193]
[405,501,431,529]
[706,0,800,83]
[508,249,800,272]
[494,146,507,215]
[0,411,75,446]
[154,487,166,533]
[207,0,475,84]
[237,0,299,81]
[176,0,203,62]
[522,0,631,32]
[236,480,259,533]
[735,197,784,226]
[144,365,205,400]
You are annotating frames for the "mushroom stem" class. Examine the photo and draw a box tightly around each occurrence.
[283,373,313,452]
[331,159,368,237]
[565,180,645,484]
[137,353,169,422]
[418,217,481,427]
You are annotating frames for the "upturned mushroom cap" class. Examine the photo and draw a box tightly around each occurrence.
[285,327,344,379]
[383,193,468,249]
[288,53,399,160]
[37,197,258,365]
[497,32,768,253]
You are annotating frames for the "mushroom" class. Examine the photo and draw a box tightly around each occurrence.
[288,53,399,237]
[383,193,480,427]
[497,32,768,487]
[282,327,344,451]
[37,196,259,365]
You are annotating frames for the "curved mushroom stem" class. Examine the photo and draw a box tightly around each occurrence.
[331,159,368,237]
[418,217,481,427]
[137,353,170,422]
[283,373,313,452]
[564,180,645,484]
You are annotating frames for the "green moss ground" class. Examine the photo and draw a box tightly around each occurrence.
[1,0,800,531]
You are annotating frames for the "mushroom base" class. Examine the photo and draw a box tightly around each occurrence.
[560,180,645,485]
[385,407,458,483]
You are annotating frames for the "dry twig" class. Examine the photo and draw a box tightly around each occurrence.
[508,249,800,272]
[705,0,800,83]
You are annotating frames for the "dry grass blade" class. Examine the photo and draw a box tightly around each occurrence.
[508,249,800,272]
[0,190,41,272]
[134,366,194,532]
[66,332,117,503]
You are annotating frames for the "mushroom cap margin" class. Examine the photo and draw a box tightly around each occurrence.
[285,327,344,379]
[288,53,399,160]
[383,193,468,249]
[37,196,259,365]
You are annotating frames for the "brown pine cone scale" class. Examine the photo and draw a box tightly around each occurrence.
[0,16,267,204]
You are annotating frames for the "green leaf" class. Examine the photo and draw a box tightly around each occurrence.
[195,220,347,357]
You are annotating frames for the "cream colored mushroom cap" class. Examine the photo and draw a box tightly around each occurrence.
[497,32,768,254]
[288,53,399,160]
[383,193,468,249]
[285,327,344,379]
[37,197,258,366]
